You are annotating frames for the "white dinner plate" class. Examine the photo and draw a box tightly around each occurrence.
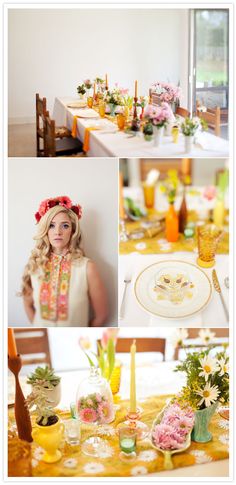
[75,109,99,118]
[134,260,212,319]
[67,101,87,108]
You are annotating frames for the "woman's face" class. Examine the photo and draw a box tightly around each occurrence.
[48,212,73,254]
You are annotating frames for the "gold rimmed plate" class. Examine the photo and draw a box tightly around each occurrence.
[134,260,212,319]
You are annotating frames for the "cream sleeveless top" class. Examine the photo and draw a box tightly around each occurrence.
[31,256,90,327]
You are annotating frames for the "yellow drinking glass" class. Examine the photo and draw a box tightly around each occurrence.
[197,224,223,268]
[87,97,94,108]
[142,182,156,209]
[99,100,106,118]
[117,113,126,131]
[172,125,179,143]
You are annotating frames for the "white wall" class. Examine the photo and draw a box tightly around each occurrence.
[8,8,189,123]
[8,157,118,325]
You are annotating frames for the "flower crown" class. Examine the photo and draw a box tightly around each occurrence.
[35,196,82,223]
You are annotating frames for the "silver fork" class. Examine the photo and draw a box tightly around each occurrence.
[119,277,131,320]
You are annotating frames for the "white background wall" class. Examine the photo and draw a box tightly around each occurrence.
[8,158,118,326]
[8,8,189,123]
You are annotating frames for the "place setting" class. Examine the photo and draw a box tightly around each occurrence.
[119,160,229,327]
[8,327,229,478]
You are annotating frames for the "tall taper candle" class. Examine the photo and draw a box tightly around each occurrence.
[8,328,17,358]
[135,80,138,98]
[105,74,108,90]
[130,340,137,413]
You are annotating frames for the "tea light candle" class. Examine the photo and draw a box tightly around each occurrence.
[120,437,136,454]
[8,328,17,358]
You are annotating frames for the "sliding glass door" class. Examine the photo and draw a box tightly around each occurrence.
[193,9,229,111]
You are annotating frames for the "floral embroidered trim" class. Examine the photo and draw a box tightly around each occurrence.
[40,253,71,321]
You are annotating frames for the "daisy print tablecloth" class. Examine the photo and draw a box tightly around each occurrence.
[8,395,229,477]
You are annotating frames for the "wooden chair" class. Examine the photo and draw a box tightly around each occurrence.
[140,158,192,183]
[44,113,83,157]
[174,328,229,360]
[197,107,221,137]
[13,328,52,367]
[36,93,74,157]
[175,106,190,118]
[36,93,47,157]
[105,338,166,361]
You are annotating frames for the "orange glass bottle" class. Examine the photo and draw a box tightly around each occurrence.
[166,203,179,242]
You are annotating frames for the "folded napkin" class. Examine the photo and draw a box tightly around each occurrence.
[72,116,79,138]
[83,126,100,152]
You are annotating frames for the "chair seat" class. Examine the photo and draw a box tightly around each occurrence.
[55,136,83,156]
[55,126,71,138]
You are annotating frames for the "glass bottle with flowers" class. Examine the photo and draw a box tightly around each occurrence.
[174,348,229,443]
[83,79,93,98]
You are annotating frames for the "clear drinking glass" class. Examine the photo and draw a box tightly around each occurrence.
[118,427,137,462]
[64,418,81,445]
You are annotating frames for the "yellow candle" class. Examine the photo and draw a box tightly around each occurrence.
[105,73,108,89]
[8,328,17,358]
[130,340,136,413]
[135,80,138,98]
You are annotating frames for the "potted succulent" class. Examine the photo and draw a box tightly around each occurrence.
[26,385,64,463]
[174,349,229,443]
[77,83,86,98]
[27,366,61,408]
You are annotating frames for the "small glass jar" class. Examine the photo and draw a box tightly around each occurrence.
[64,418,81,445]
[118,427,137,462]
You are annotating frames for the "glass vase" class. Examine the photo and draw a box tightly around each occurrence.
[153,126,164,147]
[76,367,115,457]
[191,402,218,443]
[109,103,116,117]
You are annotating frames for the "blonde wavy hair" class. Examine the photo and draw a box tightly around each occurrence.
[21,205,83,296]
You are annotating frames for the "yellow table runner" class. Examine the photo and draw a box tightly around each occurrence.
[8,395,229,477]
[120,210,229,255]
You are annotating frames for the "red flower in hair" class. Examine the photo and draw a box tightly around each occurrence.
[35,212,41,223]
[35,196,82,223]
[71,205,82,219]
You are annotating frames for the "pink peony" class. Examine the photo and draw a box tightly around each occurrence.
[97,401,113,424]
[152,423,186,450]
[95,393,102,402]
[79,407,98,423]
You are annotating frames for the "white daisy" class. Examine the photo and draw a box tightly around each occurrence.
[218,433,229,446]
[135,242,147,251]
[218,358,229,376]
[189,450,212,464]
[197,382,220,407]
[131,466,148,476]
[138,450,157,462]
[31,459,38,468]
[171,328,189,348]
[218,419,229,430]
[83,462,105,474]
[96,446,114,459]
[198,355,219,381]
[198,329,215,345]
[159,243,172,251]
[63,458,78,469]
[97,427,116,437]
[34,447,44,460]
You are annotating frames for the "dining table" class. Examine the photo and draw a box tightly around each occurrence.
[53,97,229,157]
[119,186,229,327]
[8,361,229,477]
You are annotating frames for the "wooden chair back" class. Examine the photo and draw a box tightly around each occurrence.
[44,113,56,157]
[13,328,52,367]
[197,107,221,137]
[36,93,47,156]
[114,338,166,361]
[174,328,229,360]
[175,106,190,118]
[140,158,192,183]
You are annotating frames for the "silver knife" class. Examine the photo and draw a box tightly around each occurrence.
[119,277,131,319]
[212,270,229,322]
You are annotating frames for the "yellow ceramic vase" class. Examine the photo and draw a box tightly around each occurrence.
[32,418,64,463]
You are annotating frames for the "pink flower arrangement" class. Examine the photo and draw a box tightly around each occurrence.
[152,403,194,450]
[152,82,181,104]
[203,186,217,201]
[144,102,173,127]
[77,393,113,424]
[35,196,82,223]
